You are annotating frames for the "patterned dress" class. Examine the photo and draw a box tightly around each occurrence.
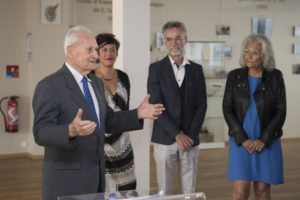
[103,70,137,192]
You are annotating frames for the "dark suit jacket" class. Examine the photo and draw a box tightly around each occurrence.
[147,56,207,146]
[32,64,143,200]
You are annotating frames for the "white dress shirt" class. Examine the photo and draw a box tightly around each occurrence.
[65,62,100,121]
[168,56,190,87]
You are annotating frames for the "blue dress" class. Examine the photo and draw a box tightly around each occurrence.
[227,75,284,185]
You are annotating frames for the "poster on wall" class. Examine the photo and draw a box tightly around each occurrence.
[293,26,300,37]
[252,18,272,36]
[216,25,230,35]
[223,46,232,59]
[293,43,300,54]
[156,32,165,48]
[292,64,300,74]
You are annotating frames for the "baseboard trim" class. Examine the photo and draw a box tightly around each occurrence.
[199,142,225,149]
[281,137,300,142]
[0,152,44,160]
[27,153,44,160]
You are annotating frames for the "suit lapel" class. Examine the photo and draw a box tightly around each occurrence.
[161,56,180,94]
[184,63,192,104]
[61,65,95,122]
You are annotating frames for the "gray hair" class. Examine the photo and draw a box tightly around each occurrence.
[63,26,94,56]
[239,34,276,71]
[162,21,187,36]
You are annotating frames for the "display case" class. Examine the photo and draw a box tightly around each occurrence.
[185,41,226,149]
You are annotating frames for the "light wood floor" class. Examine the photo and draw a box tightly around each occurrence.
[150,139,300,199]
[0,139,299,200]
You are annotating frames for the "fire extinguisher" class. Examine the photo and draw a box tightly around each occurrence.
[0,96,19,132]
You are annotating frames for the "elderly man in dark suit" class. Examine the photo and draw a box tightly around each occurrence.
[147,21,207,194]
[32,26,164,200]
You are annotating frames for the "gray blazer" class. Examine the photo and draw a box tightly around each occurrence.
[32,64,143,200]
[147,56,207,146]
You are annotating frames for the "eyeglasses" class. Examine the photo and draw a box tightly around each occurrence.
[243,49,261,57]
[164,36,185,43]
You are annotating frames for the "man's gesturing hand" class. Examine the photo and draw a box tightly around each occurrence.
[137,94,165,120]
[69,109,97,138]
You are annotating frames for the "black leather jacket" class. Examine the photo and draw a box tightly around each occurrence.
[222,67,286,146]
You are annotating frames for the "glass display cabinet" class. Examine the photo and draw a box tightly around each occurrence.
[185,41,226,149]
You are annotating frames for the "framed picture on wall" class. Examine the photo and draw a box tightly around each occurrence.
[293,43,300,54]
[292,64,300,74]
[252,18,272,36]
[41,0,62,24]
[216,25,230,35]
[156,32,165,48]
[293,26,300,36]
[223,46,232,59]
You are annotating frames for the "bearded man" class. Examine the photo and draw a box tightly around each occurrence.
[147,21,207,194]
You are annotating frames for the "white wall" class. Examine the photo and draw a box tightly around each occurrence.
[27,0,73,155]
[0,0,299,165]
[0,0,30,154]
[0,0,299,194]
[0,0,78,155]
[150,0,300,139]
[112,0,151,192]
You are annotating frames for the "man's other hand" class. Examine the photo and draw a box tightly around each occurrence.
[69,108,97,138]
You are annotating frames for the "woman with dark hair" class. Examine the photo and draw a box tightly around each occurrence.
[94,33,136,192]
[223,34,286,200]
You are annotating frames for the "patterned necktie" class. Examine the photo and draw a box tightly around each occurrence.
[82,77,100,131]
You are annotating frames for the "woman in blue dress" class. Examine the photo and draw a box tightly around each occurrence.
[223,34,286,200]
